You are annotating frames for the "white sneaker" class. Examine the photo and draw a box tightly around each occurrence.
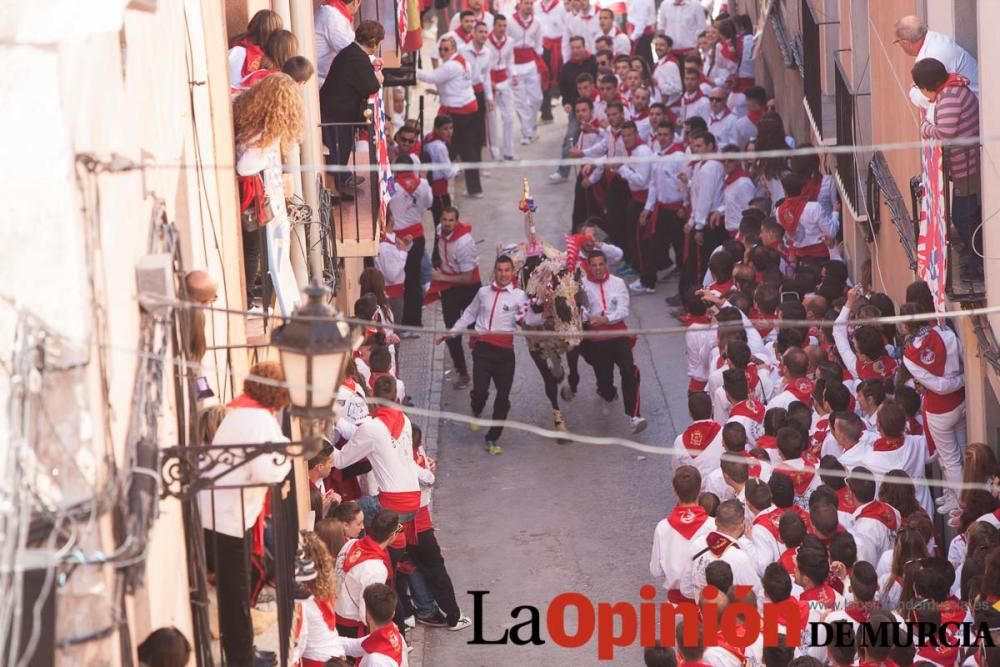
[548,171,568,183]
[630,416,648,434]
[448,615,473,631]
[467,192,485,199]
[403,615,416,629]
[629,279,656,294]
[520,137,531,145]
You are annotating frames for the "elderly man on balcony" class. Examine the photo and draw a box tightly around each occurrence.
[912,57,982,280]
[895,15,978,109]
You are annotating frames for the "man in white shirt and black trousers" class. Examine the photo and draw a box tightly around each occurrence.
[437,255,529,455]
[579,250,648,434]
[417,35,484,198]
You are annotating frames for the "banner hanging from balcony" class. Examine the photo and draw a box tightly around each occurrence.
[917,136,948,313]
[369,80,394,226]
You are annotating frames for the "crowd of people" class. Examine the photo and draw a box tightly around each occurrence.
[213,1,995,666]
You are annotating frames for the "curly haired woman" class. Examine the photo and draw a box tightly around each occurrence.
[234,73,303,314]
[293,532,352,667]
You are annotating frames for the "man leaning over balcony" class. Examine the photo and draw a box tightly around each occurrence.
[912,57,982,280]
[895,15,978,110]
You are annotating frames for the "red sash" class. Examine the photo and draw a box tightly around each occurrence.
[667,505,710,540]
[682,421,722,455]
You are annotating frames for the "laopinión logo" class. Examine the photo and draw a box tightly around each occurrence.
[466,588,996,661]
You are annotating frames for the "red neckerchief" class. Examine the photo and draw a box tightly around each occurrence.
[757,434,777,450]
[939,596,966,624]
[706,531,738,557]
[682,420,722,454]
[711,106,732,123]
[341,376,358,392]
[439,220,473,241]
[779,547,796,574]
[488,32,507,50]
[857,355,897,381]
[730,399,765,423]
[714,631,746,663]
[315,597,337,630]
[631,108,650,121]
[394,171,420,194]
[856,500,899,531]
[739,450,763,477]
[455,27,473,43]
[325,0,353,21]
[451,53,469,71]
[514,11,534,30]
[747,108,764,126]
[749,307,775,336]
[567,49,593,64]
[801,173,822,201]
[933,73,970,101]
[231,37,265,77]
[680,313,712,326]
[227,393,267,410]
[361,623,405,664]
[904,326,950,375]
[579,118,601,133]
[873,436,904,452]
[800,582,838,610]
[752,506,782,540]
[342,536,393,581]
[667,504,710,540]
[660,141,685,156]
[683,89,705,104]
[844,600,870,624]
[786,377,815,404]
[724,166,750,186]
[656,54,679,68]
[774,461,816,495]
[370,406,406,438]
[424,130,450,147]
[777,194,810,234]
[540,0,560,12]
[837,486,859,514]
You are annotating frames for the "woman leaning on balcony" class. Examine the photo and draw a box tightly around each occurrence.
[234,73,303,314]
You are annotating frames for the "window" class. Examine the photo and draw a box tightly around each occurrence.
[833,56,861,216]
[801,0,822,136]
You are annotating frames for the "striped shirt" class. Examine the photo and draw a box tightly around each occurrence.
[921,84,980,191]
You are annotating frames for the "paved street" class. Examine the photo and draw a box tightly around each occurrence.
[398,94,692,666]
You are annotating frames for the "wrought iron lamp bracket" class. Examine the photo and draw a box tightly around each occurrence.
[159,441,311,500]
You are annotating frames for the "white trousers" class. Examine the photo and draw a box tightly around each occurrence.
[925,401,967,505]
[511,69,542,140]
[489,84,516,159]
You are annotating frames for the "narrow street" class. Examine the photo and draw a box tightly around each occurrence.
[401,103,692,666]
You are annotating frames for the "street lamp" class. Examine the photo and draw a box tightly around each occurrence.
[271,282,361,457]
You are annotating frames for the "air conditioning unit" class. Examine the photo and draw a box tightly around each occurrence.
[135,253,175,313]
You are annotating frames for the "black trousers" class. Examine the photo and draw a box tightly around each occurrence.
[678,226,722,296]
[633,32,654,68]
[441,284,479,377]
[588,338,640,417]
[449,112,482,195]
[407,529,462,625]
[529,350,561,410]
[242,226,261,302]
[572,178,604,233]
[638,206,682,288]
[474,90,488,150]
[402,235,426,326]
[567,346,583,392]
[470,343,516,442]
[324,124,356,186]
[430,193,452,266]
[204,529,255,665]
[540,47,555,120]
[624,198,644,269]
[605,177,630,255]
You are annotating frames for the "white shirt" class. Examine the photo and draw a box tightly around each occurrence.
[645,145,687,209]
[507,12,544,76]
[685,321,715,383]
[199,407,292,538]
[340,634,410,667]
[708,108,740,148]
[487,33,515,87]
[656,0,706,51]
[301,597,347,661]
[863,434,932,516]
[851,500,902,567]
[562,12,598,60]
[228,45,249,88]
[653,57,683,106]
[909,30,979,109]
[334,539,390,623]
[417,54,477,108]
[438,228,479,275]
[451,283,529,334]
[388,178,433,234]
[627,0,655,41]
[689,159,725,229]
[596,26,632,54]
[616,143,653,193]
[680,90,712,122]
[731,115,758,150]
[461,42,494,102]
[650,510,716,591]
[722,173,755,233]
[332,380,370,443]
[423,136,458,183]
[536,0,567,40]
[580,274,630,324]
[375,233,409,289]
[785,200,834,249]
[333,412,420,498]
[315,4,356,87]
[681,532,762,602]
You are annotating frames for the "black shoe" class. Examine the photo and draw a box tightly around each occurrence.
[416,612,449,627]
[254,648,277,667]
[664,294,683,307]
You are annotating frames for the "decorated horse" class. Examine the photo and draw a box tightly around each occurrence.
[500,180,585,435]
